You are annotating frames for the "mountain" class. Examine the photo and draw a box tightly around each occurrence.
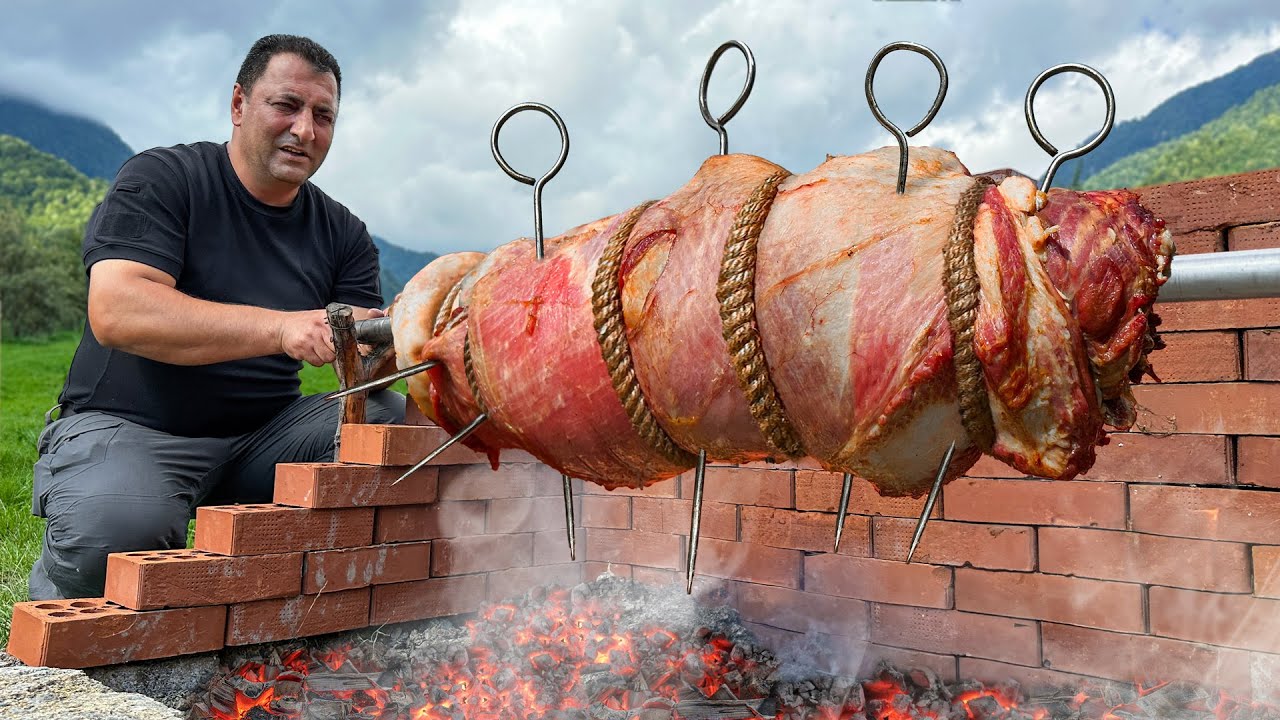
[1057,47,1280,187]
[0,94,134,180]
[0,134,108,230]
[1082,83,1280,189]
[372,236,438,304]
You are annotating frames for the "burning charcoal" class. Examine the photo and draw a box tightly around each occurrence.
[908,667,939,692]
[300,699,348,720]
[964,694,1006,720]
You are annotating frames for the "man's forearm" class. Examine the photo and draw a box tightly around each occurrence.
[94,279,290,365]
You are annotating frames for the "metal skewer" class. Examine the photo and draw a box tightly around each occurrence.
[490,102,570,260]
[687,41,759,593]
[392,413,489,485]
[906,440,954,563]
[563,474,577,561]
[1024,63,1115,193]
[833,473,853,552]
[324,359,439,400]
[699,40,756,155]
[686,450,708,595]
[865,42,948,194]
[491,101,578,555]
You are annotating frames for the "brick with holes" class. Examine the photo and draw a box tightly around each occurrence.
[195,504,373,556]
[7,598,224,668]
[273,462,438,508]
[105,548,302,610]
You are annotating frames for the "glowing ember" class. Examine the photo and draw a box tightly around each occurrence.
[188,580,1280,720]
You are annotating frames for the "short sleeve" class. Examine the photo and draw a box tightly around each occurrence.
[82,152,189,280]
[332,222,385,307]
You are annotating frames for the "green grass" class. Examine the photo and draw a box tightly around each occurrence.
[0,334,356,647]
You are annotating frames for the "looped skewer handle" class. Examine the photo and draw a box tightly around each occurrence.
[865,42,948,195]
[1024,63,1115,193]
[490,102,570,260]
[699,40,757,156]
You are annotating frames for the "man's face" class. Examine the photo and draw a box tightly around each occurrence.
[231,53,338,193]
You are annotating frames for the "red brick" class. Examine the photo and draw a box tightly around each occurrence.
[486,496,575,534]
[1137,167,1280,234]
[339,423,489,465]
[195,505,374,556]
[943,478,1125,528]
[432,534,532,576]
[579,476,678,497]
[403,399,432,425]
[1042,622,1252,696]
[105,549,302,610]
[873,518,1034,570]
[1239,437,1280,488]
[870,604,1039,666]
[581,495,631,529]
[958,658,1124,695]
[1245,329,1280,381]
[374,501,487,543]
[370,575,487,625]
[1255,547,1280,599]
[303,542,430,593]
[1082,433,1231,484]
[1149,331,1240,382]
[1170,229,1224,255]
[533,472,582,497]
[1149,586,1280,653]
[273,462,438,508]
[225,589,370,646]
[1154,298,1280,332]
[584,528,681,570]
[955,569,1143,632]
[679,467,793,508]
[1252,652,1280,704]
[1040,527,1251,593]
[805,554,951,607]
[695,538,802,588]
[1229,221,1280,251]
[6,599,224,668]
[487,564,582,602]
[533,529,577,565]
[436,463,547,500]
[631,566,679,586]
[795,471,936,518]
[1131,485,1280,543]
[583,562,630,581]
[858,643,958,681]
[1132,383,1280,435]
[631,497,737,541]
[740,506,870,555]
[736,582,868,639]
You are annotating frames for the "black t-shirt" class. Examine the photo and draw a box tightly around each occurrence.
[59,141,383,437]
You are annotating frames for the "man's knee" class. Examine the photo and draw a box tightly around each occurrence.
[368,389,405,424]
[36,493,188,599]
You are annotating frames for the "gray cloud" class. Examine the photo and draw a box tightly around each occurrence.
[2,0,1278,255]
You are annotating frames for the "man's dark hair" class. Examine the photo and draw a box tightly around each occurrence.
[236,34,342,98]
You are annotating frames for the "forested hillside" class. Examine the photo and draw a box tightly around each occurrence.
[0,94,133,180]
[1083,83,1280,189]
[0,135,103,338]
[1058,47,1280,186]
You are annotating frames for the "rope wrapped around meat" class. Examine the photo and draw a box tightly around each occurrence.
[391,146,1172,496]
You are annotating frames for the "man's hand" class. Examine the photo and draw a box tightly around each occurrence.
[277,310,337,366]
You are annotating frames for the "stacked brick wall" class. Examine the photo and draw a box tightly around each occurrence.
[6,417,585,668]
[7,167,1279,704]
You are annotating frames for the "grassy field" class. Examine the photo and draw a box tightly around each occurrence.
[0,333,347,647]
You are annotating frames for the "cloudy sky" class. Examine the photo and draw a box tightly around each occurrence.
[3,0,1279,255]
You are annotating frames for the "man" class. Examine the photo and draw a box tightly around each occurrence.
[29,34,404,600]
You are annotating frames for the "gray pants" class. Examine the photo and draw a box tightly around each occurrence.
[28,390,405,600]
